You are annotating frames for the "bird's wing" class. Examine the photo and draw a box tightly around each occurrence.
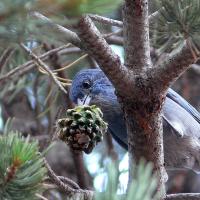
[167,88,200,124]
[94,88,129,149]
[163,94,200,138]
[108,127,128,150]
[106,110,128,150]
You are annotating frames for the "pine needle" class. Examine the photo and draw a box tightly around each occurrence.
[53,54,88,72]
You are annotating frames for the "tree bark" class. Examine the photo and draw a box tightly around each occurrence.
[31,5,200,200]
[166,193,200,200]
[151,42,199,93]
[75,11,200,200]
[123,0,151,72]
[76,16,130,95]
[122,0,166,196]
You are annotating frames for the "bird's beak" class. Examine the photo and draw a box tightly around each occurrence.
[77,95,91,106]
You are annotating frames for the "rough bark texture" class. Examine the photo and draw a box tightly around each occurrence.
[76,16,131,95]
[119,85,167,196]
[75,10,200,200]
[166,193,200,200]
[31,5,200,200]
[122,0,166,196]
[123,0,151,72]
[151,42,199,93]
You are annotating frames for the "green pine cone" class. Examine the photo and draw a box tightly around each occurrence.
[56,105,107,153]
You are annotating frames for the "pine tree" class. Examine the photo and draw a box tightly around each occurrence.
[0,0,200,200]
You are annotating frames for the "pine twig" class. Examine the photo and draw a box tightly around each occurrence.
[43,157,94,199]
[70,150,91,189]
[106,35,123,46]
[76,15,129,95]
[53,54,88,72]
[44,157,80,192]
[20,43,68,94]
[166,193,200,200]
[31,12,82,47]
[35,193,49,200]
[0,47,15,72]
[0,44,72,85]
[151,41,200,93]
[103,29,123,39]
[31,12,124,47]
[88,14,123,27]
[88,10,160,28]
[58,176,80,190]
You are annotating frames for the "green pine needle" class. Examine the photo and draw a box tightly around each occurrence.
[0,132,47,200]
[151,0,200,53]
[95,160,160,200]
[0,0,35,46]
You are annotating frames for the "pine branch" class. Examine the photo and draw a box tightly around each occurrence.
[0,47,15,72]
[31,12,124,47]
[122,0,166,197]
[151,40,200,93]
[166,193,200,200]
[123,0,151,71]
[151,0,200,53]
[102,35,123,46]
[58,176,80,189]
[21,43,68,94]
[31,12,82,47]
[88,14,123,27]
[43,158,94,200]
[70,150,90,189]
[0,44,70,85]
[0,132,47,200]
[88,10,161,28]
[76,15,130,95]
[35,193,49,200]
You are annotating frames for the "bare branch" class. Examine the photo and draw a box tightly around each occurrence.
[88,14,123,27]
[44,157,74,193]
[88,10,161,28]
[70,150,91,189]
[59,47,82,55]
[151,41,199,93]
[123,0,151,71]
[32,12,124,47]
[31,12,82,48]
[105,35,123,46]
[43,158,94,200]
[0,44,71,85]
[76,15,130,94]
[166,193,200,200]
[35,193,49,200]
[122,0,166,197]
[21,43,68,94]
[149,10,161,22]
[0,47,15,72]
[103,29,123,39]
[58,176,80,189]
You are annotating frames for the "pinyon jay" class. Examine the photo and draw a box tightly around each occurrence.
[70,69,200,172]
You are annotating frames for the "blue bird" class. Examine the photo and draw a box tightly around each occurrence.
[70,68,200,172]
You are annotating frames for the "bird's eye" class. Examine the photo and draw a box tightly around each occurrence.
[82,80,91,89]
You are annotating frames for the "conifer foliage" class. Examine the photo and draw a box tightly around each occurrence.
[0,133,46,200]
[0,0,200,199]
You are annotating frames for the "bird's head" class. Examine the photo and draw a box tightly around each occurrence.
[70,69,115,108]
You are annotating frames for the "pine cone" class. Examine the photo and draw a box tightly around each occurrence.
[56,105,107,153]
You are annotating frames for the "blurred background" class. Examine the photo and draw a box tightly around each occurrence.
[0,0,200,199]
